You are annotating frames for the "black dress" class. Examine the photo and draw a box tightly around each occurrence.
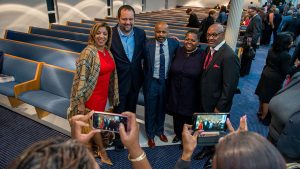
[255,49,294,102]
[167,46,204,139]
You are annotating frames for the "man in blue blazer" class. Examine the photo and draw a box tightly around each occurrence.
[110,5,146,150]
[143,22,179,148]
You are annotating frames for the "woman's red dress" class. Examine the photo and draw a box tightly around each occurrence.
[85,49,115,111]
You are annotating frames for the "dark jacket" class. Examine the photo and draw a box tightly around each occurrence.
[244,14,263,46]
[200,43,240,112]
[110,26,146,95]
[262,49,296,82]
[268,72,300,159]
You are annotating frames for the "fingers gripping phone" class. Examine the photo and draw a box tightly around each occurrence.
[92,111,128,133]
[192,113,229,132]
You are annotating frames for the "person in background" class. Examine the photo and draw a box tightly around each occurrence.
[281,11,300,41]
[255,32,300,123]
[240,6,262,77]
[268,72,300,163]
[186,8,200,28]
[167,30,204,144]
[175,116,287,169]
[143,22,179,148]
[110,5,146,151]
[68,22,119,165]
[216,5,228,25]
[199,9,218,43]
[272,8,282,42]
[278,10,293,32]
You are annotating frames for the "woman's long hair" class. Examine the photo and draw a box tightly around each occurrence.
[88,22,112,49]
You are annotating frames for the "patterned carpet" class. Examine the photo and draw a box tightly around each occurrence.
[0,45,271,169]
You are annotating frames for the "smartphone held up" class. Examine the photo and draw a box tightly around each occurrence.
[92,111,128,133]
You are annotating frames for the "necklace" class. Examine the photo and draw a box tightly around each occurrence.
[98,49,106,56]
[186,47,198,54]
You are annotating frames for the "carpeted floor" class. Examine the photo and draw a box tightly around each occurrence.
[0,45,272,169]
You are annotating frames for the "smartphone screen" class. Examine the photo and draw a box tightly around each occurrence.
[92,112,128,133]
[193,113,229,132]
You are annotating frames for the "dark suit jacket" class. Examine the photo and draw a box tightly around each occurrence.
[110,26,146,95]
[143,38,179,91]
[200,43,240,112]
[244,14,262,46]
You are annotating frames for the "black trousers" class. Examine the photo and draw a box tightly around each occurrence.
[173,114,193,140]
[240,45,257,77]
[114,85,140,114]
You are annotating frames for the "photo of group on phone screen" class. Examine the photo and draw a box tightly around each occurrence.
[92,113,127,132]
[194,114,227,132]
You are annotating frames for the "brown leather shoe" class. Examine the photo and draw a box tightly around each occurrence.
[148,139,155,148]
[159,134,168,142]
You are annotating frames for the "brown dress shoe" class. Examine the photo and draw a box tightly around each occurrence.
[159,134,168,142]
[148,139,155,148]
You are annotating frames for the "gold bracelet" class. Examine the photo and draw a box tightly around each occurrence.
[128,151,146,162]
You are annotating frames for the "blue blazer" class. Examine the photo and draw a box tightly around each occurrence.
[110,25,146,95]
[143,38,179,91]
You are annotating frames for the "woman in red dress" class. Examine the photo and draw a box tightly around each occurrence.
[68,23,119,165]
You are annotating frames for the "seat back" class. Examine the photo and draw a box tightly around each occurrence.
[40,64,74,99]
[5,30,86,53]
[50,24,90,34]
[2,54,38,83]
[30,26,89,42]
[0,38,78,70]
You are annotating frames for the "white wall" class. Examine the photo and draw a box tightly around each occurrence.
[168,0,177,9]
[124,0,142,13]
[57,0,107,23]
[176,0,261,9]
[113,0,124,17]
[0,0,107,37]
[0,0,48,37]
[145,0,165,12]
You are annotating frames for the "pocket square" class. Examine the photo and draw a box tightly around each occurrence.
[213,64,220,68]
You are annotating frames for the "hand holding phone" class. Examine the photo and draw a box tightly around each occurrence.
[92,111,128,133]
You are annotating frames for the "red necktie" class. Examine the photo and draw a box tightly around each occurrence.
[203,50,214,70]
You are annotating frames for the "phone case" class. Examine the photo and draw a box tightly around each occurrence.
[91,111,128,133]
[192,112,229,132]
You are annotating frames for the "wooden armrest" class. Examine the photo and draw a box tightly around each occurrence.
[14,62,43,97]
[14,79,40,97]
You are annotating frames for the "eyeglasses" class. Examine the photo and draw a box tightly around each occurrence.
[206,32,224,38]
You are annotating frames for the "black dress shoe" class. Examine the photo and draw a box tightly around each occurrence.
[193,149,214,160]
[172,136,180,143]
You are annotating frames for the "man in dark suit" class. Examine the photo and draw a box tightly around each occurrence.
[110,5,146,113]
[143,22,179,148]
[194,24,240,165]
[240,6,262,77]
[110,5,146,150]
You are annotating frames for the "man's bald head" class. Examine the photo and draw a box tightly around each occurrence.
[206,23,225,47]
[154,22,169,43]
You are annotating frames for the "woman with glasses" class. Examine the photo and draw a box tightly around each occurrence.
[166,30,205,144]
